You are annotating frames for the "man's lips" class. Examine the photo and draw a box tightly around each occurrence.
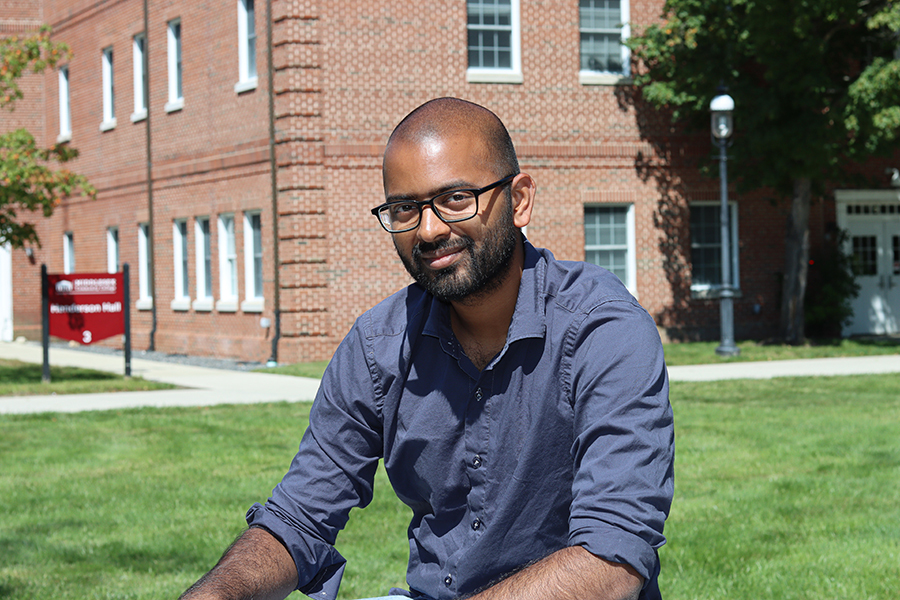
[417,243,467,270]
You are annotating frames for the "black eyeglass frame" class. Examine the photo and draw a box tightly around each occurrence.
[371,174,517,233]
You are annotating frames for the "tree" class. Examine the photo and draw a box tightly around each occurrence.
[1,25,95,249]
[627,0,900,343]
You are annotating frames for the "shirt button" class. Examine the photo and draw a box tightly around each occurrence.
[475,388,483,401]
[444,575,453,586]
[472,455,482,469]
[472,518,483,531]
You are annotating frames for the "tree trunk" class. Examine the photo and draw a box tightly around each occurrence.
[779,177,811,344]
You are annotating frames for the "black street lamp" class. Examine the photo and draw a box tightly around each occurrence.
[710,92,740,356]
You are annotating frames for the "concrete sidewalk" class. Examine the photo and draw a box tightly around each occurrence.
[1,341,898,415]
[0,341,320,415]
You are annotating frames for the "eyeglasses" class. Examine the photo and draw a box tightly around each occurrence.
[371,174,516,233]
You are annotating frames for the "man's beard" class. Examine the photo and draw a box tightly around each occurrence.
[396,201,520,303]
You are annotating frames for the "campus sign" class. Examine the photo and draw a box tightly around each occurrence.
[46,273,125,345]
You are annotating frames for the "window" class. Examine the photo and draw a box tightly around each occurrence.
[690,203,740,295]
[584,205,636,295]
[58,66,71,142]
[138,222,153,309]
[194,217,213,311]
[466,0,522,83]
[235,0,258,92]
[63,232,75,274]
[851,236,878,276]
[579,0,630,84]
[100,47,116,130]
[217,214,237,311]
[107,227,119,273]
[242,212,263,311]
[132,33,147,122]
[166,19,183,112]
[172,220,190,310]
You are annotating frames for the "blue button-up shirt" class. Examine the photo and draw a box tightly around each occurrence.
[247,242,674,600]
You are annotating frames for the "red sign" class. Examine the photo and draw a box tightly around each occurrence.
[47,272,125,345]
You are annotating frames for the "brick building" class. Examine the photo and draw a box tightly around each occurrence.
[3,0,899,363]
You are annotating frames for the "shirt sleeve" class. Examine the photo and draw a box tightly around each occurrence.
[245,321,385,600]
[564,296,675,587]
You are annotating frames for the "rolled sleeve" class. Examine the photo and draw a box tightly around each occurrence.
[565,297,675,587]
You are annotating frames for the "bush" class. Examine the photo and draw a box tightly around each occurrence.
[805,229,860,338]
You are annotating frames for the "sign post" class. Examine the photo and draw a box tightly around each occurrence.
[41,267,131,377]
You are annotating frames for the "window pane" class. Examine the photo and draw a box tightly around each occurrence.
[584,206,630,287]
[852,236,878,276]
[467,0,513,69]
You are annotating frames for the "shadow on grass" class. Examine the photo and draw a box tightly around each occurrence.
[0,361,119,385]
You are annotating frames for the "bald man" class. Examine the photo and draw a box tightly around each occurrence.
[180,99,674,600]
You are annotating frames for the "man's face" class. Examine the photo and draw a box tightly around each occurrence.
[383,134,520,303]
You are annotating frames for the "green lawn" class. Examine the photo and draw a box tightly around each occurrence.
[1,375,898,599]
[0,358,176,396]
[662,337,900,366]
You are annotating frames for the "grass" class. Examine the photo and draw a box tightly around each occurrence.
[663,337,900,366]
[0,358,176,396]
[1,375,898,599]
[256,360,330,379]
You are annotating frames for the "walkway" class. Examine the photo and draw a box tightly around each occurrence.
[1,341,898,415]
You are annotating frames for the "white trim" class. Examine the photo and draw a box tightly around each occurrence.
[194,216,213,304]
[236,0,258,91]
[63,232,75,274]
[689,201,740,296]
[101,46,115,128]
[132,33,147,122]
[243,211,263,302]
[172,219,190,304]
[465,0,522,84]
[138,222,152,308]
[58,66,71,140]
[167,19,183,107]
[584,204,637,297]
[106,226,119,274]
[578,0,631,82]
[217,214,238,308]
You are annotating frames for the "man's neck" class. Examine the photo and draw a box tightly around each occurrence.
[449,244,525,370]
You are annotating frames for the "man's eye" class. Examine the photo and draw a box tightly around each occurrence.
[442,191,475,205]
[390,203,417,217]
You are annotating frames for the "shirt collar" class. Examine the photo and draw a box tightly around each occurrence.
[421,239,548,346]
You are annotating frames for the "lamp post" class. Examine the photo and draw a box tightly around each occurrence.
[710,92,740,356]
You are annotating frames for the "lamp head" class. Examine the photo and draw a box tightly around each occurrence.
[710,93,735,139]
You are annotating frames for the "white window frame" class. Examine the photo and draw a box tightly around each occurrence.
[131,33,147,122]
[193,217,213,311]
[172,219,190,310]
[241,211,264,312]
[235,0,258,93]
[579,0,632,85]
[217,214,238,312]
[137,222,153,309]
[107,227,119,274]
[689,201,740,298]
[100,46,116,131]
[466,0,522,84]
[166,18,184,112]
[57,66,71,143]
[584,204,637,297]
[63,232,75,274]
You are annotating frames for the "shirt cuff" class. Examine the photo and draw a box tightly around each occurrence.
[246,502,347,600]
[569,519,660,586]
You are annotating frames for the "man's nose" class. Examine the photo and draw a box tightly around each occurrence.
[417,205,450,242]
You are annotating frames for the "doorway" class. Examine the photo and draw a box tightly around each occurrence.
[836,191,900,336]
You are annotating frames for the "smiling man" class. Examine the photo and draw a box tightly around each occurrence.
[180,98,674,600]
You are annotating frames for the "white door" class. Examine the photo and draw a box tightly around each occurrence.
[845,220,900,335]
[0,244,12,342]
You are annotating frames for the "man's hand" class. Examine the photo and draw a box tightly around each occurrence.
[179,527,298,600]
[464,546,643,600]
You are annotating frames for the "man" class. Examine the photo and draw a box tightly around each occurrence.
[181,98,674,600]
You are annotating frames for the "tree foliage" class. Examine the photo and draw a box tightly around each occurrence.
[1,25,95,249]
[627,0,900,341]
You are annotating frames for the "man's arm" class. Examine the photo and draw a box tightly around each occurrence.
[179,527,298,600]
[465,546,643,600]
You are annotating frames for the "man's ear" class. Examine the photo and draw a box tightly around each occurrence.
[510,173,536,229]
